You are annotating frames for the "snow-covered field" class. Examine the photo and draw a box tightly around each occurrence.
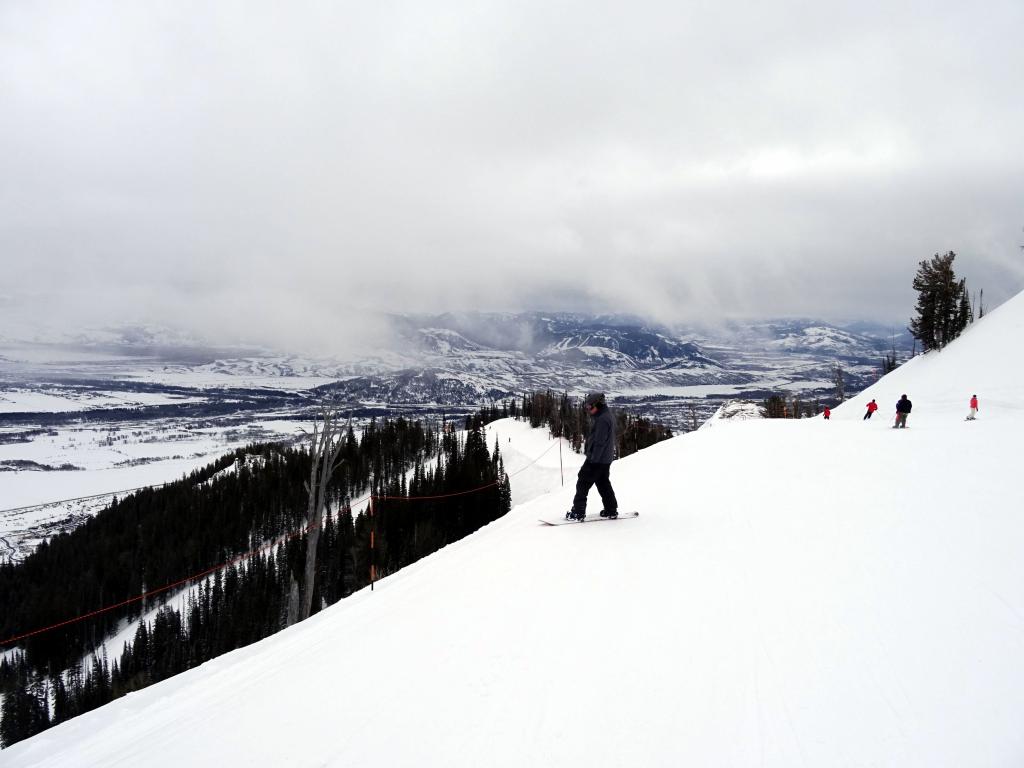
[0,388,205,414]
[5,291,1022,766]
[0,420,305,561]
[617,377,837,398]
[125,365,344,390]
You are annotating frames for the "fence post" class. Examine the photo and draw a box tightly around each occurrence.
[370,495,376,591]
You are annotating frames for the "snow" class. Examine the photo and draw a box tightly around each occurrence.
[485,419,583,507]
[125,366,343,390]
[0,389,205,414]
[5,294,1024,766]
[199,453,268,487]
[705,400,766,423]
[834,300,1021,426]
[0,391,93,414]
[0,420,306,561]
[0,459,212,563]
[617,377,834,399]
[0,422,301,510]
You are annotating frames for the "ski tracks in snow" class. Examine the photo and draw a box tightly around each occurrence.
[732,504,812,768]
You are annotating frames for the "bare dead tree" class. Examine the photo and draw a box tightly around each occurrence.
[290,404,348,625]
[832,363,845,403]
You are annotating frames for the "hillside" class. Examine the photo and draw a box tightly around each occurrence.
[4,295,1024,766]
[835,297,1021,425]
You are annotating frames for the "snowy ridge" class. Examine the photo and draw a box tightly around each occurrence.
[5,294,1024,766]
[767,324,875,353]
[704,399,766,424]
[199,453,268,487]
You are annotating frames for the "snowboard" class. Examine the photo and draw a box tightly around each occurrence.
[539,511,640,526]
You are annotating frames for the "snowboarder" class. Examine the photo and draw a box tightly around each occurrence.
[967,394,979,420]
[864,399,878,420]
[893,394,912,428]
[823,407,831,420]
[566,392,618,521]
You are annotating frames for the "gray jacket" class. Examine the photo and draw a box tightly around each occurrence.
[585,405,616,464]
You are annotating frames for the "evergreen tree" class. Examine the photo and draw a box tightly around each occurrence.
[0,406,520,748]
[909,251,972,351]
[881,328,899,375]
[956,278,973,331]
[1,662,50,748]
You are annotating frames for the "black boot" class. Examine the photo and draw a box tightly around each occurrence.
[565,509,585,521]
[599,509,618,519]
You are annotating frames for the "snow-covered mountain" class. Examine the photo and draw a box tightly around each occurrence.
[2,313,900,408]
[318,312,895,406]
[6,293,1022,766]
[711,318,895,357]
[395,311,890,367]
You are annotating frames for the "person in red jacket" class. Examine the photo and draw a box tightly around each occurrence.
[967,394,979,420]
[864,399,878,420]
[823,407,831,420]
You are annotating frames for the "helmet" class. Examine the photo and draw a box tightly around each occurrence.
[584,392,606,408]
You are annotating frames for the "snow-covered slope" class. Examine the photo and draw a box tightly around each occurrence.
[704,399,766,423]
[835,295,1022,425]
[6,297,1024,767]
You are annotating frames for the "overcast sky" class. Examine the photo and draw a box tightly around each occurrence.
[2,0,1022,353]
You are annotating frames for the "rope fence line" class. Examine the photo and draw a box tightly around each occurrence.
[358,436,558,590]
[0,436,565,647]
[0,496,364,648]
[373,483,499,503]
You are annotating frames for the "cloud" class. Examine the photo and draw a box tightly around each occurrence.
[1,0,1022,351]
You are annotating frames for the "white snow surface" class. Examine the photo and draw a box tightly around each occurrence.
[6,294,1024,766]
[705,399,766,423]
[0,389,203,414]
[486,419,583,507]
[0,420,306,561]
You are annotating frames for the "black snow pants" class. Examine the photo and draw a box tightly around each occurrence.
[572,461,618,515]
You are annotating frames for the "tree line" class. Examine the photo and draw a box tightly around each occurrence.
[518,390,673,457]
[762,393,826,419]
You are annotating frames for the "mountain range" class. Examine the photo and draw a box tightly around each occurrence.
[1,313,914,431]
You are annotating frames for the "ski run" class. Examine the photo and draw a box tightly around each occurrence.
[5,290,1024,767]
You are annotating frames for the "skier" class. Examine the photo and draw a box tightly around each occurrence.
[566,392,618,521]
[864,399,878,420]
[967,394,979,420]
[823,407,831,420]
[893,394,912,429]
